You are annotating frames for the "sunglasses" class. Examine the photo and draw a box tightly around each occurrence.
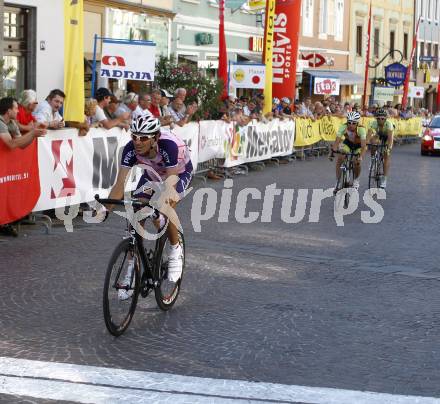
[377,117,386,121]
[347,121,358,125]
[131,134,155,142]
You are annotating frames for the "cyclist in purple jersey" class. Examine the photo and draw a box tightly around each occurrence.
[107,116,193,284]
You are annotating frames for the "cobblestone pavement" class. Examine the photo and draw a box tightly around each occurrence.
[1,142,440,402]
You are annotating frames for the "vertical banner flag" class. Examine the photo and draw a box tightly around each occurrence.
[272,0,302,101]
[362,2,372,110]
[262,0,276,114]
[64,0,85,122]
[402,17,421,109]
[219,0,229,99]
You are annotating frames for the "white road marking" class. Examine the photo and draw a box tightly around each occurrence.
[0,357,439,404]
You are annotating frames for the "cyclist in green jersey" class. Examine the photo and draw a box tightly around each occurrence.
[331,111,367,190]
[367,108,394,188]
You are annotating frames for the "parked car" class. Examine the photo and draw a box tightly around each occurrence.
[421,115,440,155]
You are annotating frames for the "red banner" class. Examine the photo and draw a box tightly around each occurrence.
[218,0,228,99]
[272,0,302,101]
[0,139,41,225]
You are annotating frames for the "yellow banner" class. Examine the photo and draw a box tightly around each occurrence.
[64,0,85,122]
[248,0,266,10]
[262,0,275,115]
[294,117,422,146]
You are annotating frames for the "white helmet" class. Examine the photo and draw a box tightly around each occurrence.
[281,97,291,105]
[130,115,161,137]
[272,97,280,105]
[346,111,361,123]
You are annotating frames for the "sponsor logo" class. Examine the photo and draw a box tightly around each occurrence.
[233,69,245,82]
[50,140,76,199]
[101,55,126,67]
[272,13,292,85]
[100,69,152,80]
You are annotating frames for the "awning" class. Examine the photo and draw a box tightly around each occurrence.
[237,53,263,63]
[304,70,363,85]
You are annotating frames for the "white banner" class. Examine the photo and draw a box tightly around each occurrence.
[314,78,341,96]
[100,39,156,81]
[229,63,266,89]
[171,122,199,168]
[374,86,395,102]
[34,128,133,211]
[224,119,295,167]
[198,121,228,163]
[409,86,425,99]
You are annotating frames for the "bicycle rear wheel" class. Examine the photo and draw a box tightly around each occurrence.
[154,230,185,311]
[103,239,140,336]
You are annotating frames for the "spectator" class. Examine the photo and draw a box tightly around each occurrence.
[104,95,120,120]
[132,93,153,120]
[272,97,282,116]
[313,101,326,119]
[33,89,65,129]
[0,97,46,150]
[92,87,130,129]
[160,89,171,116]
[167,97,196,127]
[85,99,99,126]
[116,92,138,118]
[280,97,292,115]
[16,89,44,134]
[149,89,172,126]
[243,99,259,118]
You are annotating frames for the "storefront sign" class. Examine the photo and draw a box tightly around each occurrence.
[249,36,264,52]
[385,63,407,87]
[314,77,340,95]
[374,86,395,102]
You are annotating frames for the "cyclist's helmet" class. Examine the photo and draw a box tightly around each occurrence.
[273,97,280,105]
[130,115,161,137]
[281,97,291,105]
[375,108,388,118]
[346,111,361,124]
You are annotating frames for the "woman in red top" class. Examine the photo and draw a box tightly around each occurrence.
[16,89,46,134]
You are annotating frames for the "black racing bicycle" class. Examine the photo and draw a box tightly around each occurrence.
[95,196,185,337]
[368,139,387,189]
[330,150,358,209]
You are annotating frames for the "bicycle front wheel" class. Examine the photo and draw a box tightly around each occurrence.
[368,157,378,189]
[154,230,185,311]
[103,239,141,336]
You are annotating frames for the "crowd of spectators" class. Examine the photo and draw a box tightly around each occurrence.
[218,94,432,126]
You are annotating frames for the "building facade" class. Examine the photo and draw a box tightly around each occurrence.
[414,0,440,112]
[171,0,264,76]
[298,0,359,102]
[349,0,414,106]
[2,0,64,100]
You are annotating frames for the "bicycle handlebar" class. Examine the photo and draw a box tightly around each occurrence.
[95,195,155,211]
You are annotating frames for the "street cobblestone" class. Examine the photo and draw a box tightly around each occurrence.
[1,142,439,402]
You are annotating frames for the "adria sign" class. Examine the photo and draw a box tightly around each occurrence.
[100,40,156,82]
[272,0,302,101]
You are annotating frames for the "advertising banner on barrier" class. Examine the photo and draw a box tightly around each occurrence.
[34,128,132,211]
[100,39,156,81]
[0,139,41,225]
[171,122,199,168]
[223,119,295,167]
[199,121,228,162]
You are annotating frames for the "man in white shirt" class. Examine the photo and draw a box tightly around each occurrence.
[116,92,138,118]
[33,89,65,129]
[92,88,130,129]
[132,93,153,120]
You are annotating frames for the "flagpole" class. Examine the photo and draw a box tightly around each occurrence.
[262,0,276,114]
[362,1,372,111]
[402,16,421,110]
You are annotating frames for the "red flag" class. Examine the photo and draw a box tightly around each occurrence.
[271,0,302,101]
[402,17,421,109]
[362,2,372,110]
[218,0,228,99]
[0,139,41,225]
